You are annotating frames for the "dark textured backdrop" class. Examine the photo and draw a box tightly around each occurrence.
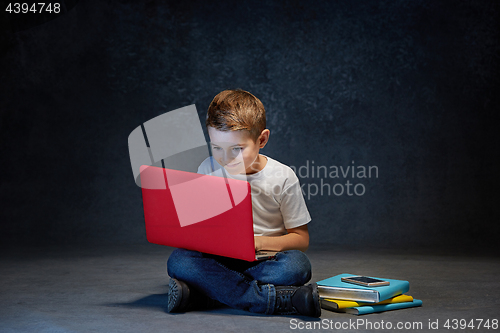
[1,0,499,250]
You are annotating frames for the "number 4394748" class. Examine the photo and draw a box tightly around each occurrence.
[443,319,498,330]
[6,3,61,14]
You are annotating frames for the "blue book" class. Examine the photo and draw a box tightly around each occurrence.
[316,273,410,303]
[342,299,423,315]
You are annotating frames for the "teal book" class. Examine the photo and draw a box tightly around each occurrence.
[316,273,410,303]
[341,299,423,315]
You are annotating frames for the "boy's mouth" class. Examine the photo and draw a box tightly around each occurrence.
[225,162,241,168]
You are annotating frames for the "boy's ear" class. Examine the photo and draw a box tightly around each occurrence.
[258,129,270,148]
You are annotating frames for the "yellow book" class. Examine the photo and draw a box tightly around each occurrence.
[321,294,414,310]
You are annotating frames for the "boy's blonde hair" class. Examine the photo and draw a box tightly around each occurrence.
[206,89,266,141]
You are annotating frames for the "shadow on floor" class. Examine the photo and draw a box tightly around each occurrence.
[105,293,322,322]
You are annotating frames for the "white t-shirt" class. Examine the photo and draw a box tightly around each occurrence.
[197,155,311,236]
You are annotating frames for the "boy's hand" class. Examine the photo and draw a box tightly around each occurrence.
[254,236,263,252]
[254,225,309,252]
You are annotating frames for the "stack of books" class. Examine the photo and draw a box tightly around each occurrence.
[317,273,422,315]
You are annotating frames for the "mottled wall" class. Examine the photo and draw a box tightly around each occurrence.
[1,0,498,249]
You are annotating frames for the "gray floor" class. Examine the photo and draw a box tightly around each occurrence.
[1,244,499,333]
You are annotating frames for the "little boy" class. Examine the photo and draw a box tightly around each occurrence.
[166,89,320,317]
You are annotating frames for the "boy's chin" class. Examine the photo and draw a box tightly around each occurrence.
[223,164,245,175]
[224,168,244,175]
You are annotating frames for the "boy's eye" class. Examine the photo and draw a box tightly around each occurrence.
[212,146,222,151]
[232,147,242,152]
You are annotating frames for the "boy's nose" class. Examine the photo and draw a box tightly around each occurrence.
[222,150,239,164]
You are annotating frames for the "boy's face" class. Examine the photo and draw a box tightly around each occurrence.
[208,127,269,175]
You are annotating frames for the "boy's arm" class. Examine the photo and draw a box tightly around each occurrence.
[254,224,309,252]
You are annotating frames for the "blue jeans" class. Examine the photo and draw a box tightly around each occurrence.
[167,249,312,314]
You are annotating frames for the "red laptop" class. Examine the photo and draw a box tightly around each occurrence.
[140,165,276,261]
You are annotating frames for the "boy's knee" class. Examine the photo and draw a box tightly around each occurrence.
[275,250,312,285]
[166,248,202,279]
[281,250,311,269]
